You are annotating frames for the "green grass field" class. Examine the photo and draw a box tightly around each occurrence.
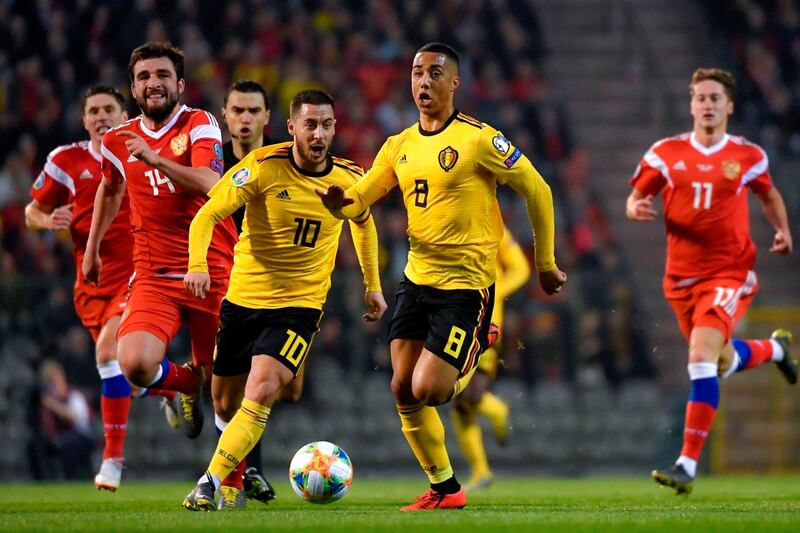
[1,476,798,532]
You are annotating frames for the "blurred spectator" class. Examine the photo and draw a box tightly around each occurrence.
[26,359,95,480]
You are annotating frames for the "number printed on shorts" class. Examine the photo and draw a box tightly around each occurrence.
[279,329,309,366]
[443,325,467,358]
[712,287,736,307]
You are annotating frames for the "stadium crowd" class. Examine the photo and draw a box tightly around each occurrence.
[0,0,656,479]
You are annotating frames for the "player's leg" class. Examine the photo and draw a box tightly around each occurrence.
[211,373,249,509]
[653,325,725,495]
[453,369,495,490]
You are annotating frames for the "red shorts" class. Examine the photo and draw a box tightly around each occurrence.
[663,270,758,342]
[118,275,228,367]
[73,285,129,343]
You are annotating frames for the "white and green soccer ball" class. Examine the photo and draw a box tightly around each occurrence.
[288,441,353,504]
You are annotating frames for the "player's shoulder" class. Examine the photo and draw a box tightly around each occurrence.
[183,106,220,128]
[102,117,140,147]
[253,141,293,165]
[647,132,691,155]
[331,154,364,178]
[46,140,90,162]
[727,134,767,157]
[454,111,485,130]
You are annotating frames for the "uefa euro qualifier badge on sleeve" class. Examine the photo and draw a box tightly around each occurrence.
[231,167,250,187]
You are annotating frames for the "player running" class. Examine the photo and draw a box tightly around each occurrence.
[83,42,237,448]
[25,85,179,491]
[182,89,386,511]
[318,43,566,510]
[627,68,795,495]
[452,226,530,491]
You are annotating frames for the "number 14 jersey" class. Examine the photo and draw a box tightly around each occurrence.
[101,105,236,278]
[630,132,773,278]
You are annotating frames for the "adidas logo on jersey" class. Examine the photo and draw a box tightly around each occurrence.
[672,160,686,170]
[276,189,291,200]
[399,154,408,164]
[79,169,94,180]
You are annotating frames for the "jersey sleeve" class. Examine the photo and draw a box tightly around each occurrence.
[742,146,773,194]
[188,111,224,175]
[630,144,668,196]
[100,134,127,184]
[477,126,558,273]
[188,152,262,272]
[341,138,399,220]
[30,151,73,206]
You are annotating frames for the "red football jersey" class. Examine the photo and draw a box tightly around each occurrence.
[100,105,236,278]
[631,132,773,278]
[31,141,133,296]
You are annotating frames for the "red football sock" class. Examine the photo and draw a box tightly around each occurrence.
[101,395,132,459]
[680,401,717,460]
[221,459,246,489]
[741,339,774,370]
[159,361,200,394]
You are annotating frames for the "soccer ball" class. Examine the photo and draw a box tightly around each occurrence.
[288,441,353,504]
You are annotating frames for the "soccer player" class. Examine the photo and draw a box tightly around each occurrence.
[452,226,530,491]
[220,79,279,503]
[317,43,566,510]
[182,89,386,510]
[25,85,179,491]
[627,68,796,495]
[82,42,237,446]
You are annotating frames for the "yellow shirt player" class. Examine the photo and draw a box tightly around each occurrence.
[453,226,531,491]
[318,43,567,510]
[182,90,387,511]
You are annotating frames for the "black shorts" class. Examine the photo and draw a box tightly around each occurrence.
[213,299,322,377]
[387,275,495,375]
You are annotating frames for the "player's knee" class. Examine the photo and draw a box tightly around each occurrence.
[116,351,151,387]
[245,376,283,407]
[688,342,718,364]
[411,379,451,407]
[390,375,415,404]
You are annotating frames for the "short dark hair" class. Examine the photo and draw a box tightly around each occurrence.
[417,42,460,68]
[81,85,125,114]
[224,80,270,110]
[289,89,335,117]
[128,41,185,82]
[690,68,735,101]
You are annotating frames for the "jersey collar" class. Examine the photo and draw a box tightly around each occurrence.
[288,144,333,177]
[138,105,188,139]
[418,109,459,137]
[87,141,102,162]
[690,132,729,156]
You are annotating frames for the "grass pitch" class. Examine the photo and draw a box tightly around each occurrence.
[1,476,798,532]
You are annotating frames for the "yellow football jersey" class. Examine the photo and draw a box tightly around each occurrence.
[188,142,379,309]
[343,110,556,290]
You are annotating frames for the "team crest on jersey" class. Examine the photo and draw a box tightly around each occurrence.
[438,146,458,172]
[231,167,250,186]
[492,133,510,155]
[170,133,188,156]
[721,160,741,180]
[33,173,45,189]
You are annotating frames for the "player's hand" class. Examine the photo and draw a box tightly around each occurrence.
[626,194,657,221]
[363,291,388,321]
[539,268,567,295]
[117,130,159,166]
[769,229,793,255]
[315,184,354,217]
[184,271,211,299]
[82,252,102,286]
[49,203,74,230]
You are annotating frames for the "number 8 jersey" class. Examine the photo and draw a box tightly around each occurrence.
[101,105,237,278]
[630,132,773,278]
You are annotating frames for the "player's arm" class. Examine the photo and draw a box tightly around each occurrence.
[627,147,666,221]
[115,130,221,194]
[347,212,387,321]
[495,234,531,301]
[25,199,73,231]
[316,141,398,219]
[754,186,793,254]
[83,177,126,285]
[185,159,258,298]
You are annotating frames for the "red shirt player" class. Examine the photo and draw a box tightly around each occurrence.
[627,68,795,495]
[25,86,179,491]
[83,43,236,457]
